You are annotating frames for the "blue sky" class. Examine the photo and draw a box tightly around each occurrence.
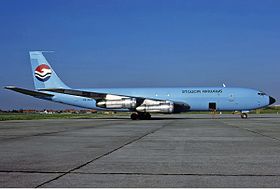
[0,0,280,110]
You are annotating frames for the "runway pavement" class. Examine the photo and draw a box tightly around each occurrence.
[1,114,280,187]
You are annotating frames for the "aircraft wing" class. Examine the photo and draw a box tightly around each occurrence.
[41,88,190,112]
[40,88,145,100]
[40,88,113,100]
[5,86,54,98]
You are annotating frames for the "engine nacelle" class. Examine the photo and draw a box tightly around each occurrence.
[96,98,137,109]
[136,99,190,113]
[136,101,174,113]
[136,104,174,113]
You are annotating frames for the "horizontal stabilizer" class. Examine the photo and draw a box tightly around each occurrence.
[5,86,54,98]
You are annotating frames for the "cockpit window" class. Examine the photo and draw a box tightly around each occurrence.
[257,92,266,96]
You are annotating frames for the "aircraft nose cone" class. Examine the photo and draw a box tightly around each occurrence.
[269,96,276,105]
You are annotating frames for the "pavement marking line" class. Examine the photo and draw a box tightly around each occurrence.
[72,172,280,177]
[35,120,174,188]
[218,119,280,142]
[2,170,280,177]
[0,170,66,174]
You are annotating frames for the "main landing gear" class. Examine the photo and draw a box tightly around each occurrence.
[240,113,248,119]
[130,112,151,120]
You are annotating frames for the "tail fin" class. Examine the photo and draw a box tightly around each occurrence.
[29,51,69,90]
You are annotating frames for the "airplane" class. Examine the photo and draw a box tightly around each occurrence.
[5,51,276,120]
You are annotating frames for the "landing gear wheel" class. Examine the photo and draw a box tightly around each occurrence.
[130,113,139,120]
[241,113,248,119]
[130,113,151,120]
[145,113,151,120]
[138,112,151,120]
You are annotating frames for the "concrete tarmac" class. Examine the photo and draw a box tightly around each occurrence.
[1,114,280,187]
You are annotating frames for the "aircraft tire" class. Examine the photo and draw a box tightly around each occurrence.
[131,113,139,120]
[145,113,151,120]
[136,112,151,120]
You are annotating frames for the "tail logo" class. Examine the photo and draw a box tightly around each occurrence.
[34,64,52,82]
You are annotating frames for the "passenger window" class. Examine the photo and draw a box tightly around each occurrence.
[258,92,266,96]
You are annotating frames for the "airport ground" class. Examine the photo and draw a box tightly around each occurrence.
[1,114,280,187]
[0,105,279,121]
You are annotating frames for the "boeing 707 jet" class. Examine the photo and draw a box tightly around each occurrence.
[5,51,276,119]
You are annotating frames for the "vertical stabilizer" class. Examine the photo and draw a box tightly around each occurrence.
[29,51,69,90]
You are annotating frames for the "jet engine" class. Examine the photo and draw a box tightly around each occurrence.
[136,99,190,113]
[96,98,137,109]
[136,102,174,113]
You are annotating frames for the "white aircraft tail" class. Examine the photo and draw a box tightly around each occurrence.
[29,51,69,90]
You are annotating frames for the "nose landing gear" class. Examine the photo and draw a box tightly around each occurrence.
[241,113,248,119]
[130,112,151,120]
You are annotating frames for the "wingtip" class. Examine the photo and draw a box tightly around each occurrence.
[4,86,16,89]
